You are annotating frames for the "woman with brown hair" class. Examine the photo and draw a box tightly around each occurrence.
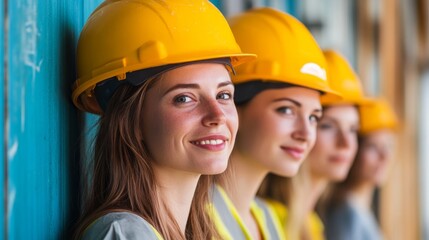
[323,99,398,240]
[71,0,254,239]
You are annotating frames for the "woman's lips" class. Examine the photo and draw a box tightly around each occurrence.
[281,146,306,160]
[328,155,351,164]
[190,135,228,151]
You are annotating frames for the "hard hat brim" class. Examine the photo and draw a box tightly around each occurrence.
[72,53,256,114]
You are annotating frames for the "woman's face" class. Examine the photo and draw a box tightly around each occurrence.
[234,87,322,177]
[355,130,395,186]
[142,63,238,175]
[307,105,360,181]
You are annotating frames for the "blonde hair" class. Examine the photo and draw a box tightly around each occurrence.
[73,77,219,239]
[259,164,313,240]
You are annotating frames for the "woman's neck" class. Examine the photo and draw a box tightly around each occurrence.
[153,165,200,234]
[220,150,267,240]
[223,150,268,215]
[307,175,329,214]
[347,182,376,210]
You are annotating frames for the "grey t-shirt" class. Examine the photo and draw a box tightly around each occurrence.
[82,212,162,240]
[324,199,383,240]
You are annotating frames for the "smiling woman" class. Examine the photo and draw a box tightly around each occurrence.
[70,0,254,239]
[210,7,341,240]
[141,63,238,176]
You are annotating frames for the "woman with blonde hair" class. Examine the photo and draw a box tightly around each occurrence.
[259,50,372,240]
[323,99,398,240]
[71,0,254,239]
[211,8,341,240]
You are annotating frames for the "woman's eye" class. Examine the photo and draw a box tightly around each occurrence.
[318,122,333,130]
[309,115,320,123]
[365,143,378,151]
[350,126,359,133]
[276,106,293,115]
[217,92,232,100]
[174,95,193,103]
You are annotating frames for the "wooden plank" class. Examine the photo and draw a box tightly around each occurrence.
[379,0,421,239]
[419,70,429,239]
[357,0,421,239]
[357,0,376,95]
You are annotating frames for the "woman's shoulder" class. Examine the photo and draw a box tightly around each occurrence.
[82,212,163,240]
[327,199,361,221]
[324,200,382,240]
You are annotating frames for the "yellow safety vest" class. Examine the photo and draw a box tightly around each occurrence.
[211,185,285,240]
[268,201,325,240]
[308,211,325,240]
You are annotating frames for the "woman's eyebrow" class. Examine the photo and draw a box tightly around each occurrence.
[313,108,323,114]
[272,97,322,112]
[218,81,233,88]
[163,80,233,96]
[163,83,200,96]
[272,98,301,107]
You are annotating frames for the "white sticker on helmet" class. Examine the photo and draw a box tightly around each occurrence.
[300,63,327,81]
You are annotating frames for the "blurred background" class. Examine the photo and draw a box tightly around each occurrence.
[0,0,427,239]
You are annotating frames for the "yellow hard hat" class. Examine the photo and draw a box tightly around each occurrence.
[321,50,372,106]
[73,0,256,114]
[359,98,398,134]
[228,7,341,99]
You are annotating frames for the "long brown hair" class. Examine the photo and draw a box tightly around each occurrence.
[73,77,219,239]
[317,135,366,213]
[259,165,312,240]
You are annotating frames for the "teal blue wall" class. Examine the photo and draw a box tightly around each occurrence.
[214,0,300,18]
[210,0,222,8]
[285,0,299,16]
[4,0,102,239]
[0,0,4,238]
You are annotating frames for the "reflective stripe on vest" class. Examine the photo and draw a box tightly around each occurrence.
[212,186,247,240]
[254,198,282,240]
